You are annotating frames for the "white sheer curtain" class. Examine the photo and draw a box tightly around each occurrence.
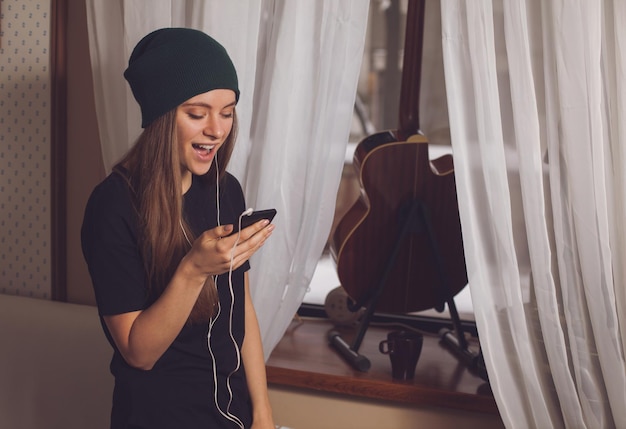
[437,0,626,427]
[85,0,370,358]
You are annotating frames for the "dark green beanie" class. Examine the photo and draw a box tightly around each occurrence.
[124,28,240,128]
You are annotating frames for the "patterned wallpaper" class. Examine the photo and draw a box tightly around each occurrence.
[0,0,51,298]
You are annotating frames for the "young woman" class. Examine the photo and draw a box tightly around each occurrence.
[81,28,276,428]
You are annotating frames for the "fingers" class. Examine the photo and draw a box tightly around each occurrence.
[210,224,234,239]
[191,220,274,275]
[227,220,274,267]
[236,219,273,242]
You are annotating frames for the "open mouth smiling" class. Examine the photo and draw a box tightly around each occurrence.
[192,143,215,154]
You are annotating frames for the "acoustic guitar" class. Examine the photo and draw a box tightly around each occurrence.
[330,0,467,315]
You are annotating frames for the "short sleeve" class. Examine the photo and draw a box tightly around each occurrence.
[81,174,148,316]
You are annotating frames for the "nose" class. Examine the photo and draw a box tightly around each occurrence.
[203,117,224,139]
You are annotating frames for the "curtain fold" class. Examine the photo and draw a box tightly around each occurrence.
[245,1,371,354]
[440,0,626,427]
[85,0,370,358]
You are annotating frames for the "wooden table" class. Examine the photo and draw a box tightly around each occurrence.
[266,317,498,415]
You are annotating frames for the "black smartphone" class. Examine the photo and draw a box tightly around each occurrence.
[232,208,277,234]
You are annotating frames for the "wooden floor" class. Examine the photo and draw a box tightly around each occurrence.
[266,317,498,415]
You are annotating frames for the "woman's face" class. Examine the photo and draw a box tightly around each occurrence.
[176,89,236,187]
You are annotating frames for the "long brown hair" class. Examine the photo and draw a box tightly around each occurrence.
[113,108,238,323]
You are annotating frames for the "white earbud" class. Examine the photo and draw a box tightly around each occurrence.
[242,208,254,216]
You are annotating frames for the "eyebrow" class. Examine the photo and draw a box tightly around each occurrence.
[181,101,237,109]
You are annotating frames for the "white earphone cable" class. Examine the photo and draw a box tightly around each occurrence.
[206,153,247,428]
[215,152,221,227]
[178,154,244,427]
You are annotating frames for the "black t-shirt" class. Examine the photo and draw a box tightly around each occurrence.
[81,171,252,428]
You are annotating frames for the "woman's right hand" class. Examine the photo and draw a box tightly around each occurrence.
[104,220,273,371]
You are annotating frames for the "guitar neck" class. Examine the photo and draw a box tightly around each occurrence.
[398,0,426,141]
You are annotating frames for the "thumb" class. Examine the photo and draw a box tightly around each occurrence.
[216,224,234,238]
[199,224,234,243]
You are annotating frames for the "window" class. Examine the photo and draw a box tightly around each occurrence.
[303,0,474,323]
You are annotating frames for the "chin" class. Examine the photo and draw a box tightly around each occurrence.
[192,163,214,177]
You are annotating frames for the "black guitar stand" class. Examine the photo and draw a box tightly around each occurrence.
[329,198,488,382]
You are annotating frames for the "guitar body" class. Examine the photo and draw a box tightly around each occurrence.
[330,131,467,314]
[330,0,467,316]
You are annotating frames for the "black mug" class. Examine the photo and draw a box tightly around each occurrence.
[379,330,423,380]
